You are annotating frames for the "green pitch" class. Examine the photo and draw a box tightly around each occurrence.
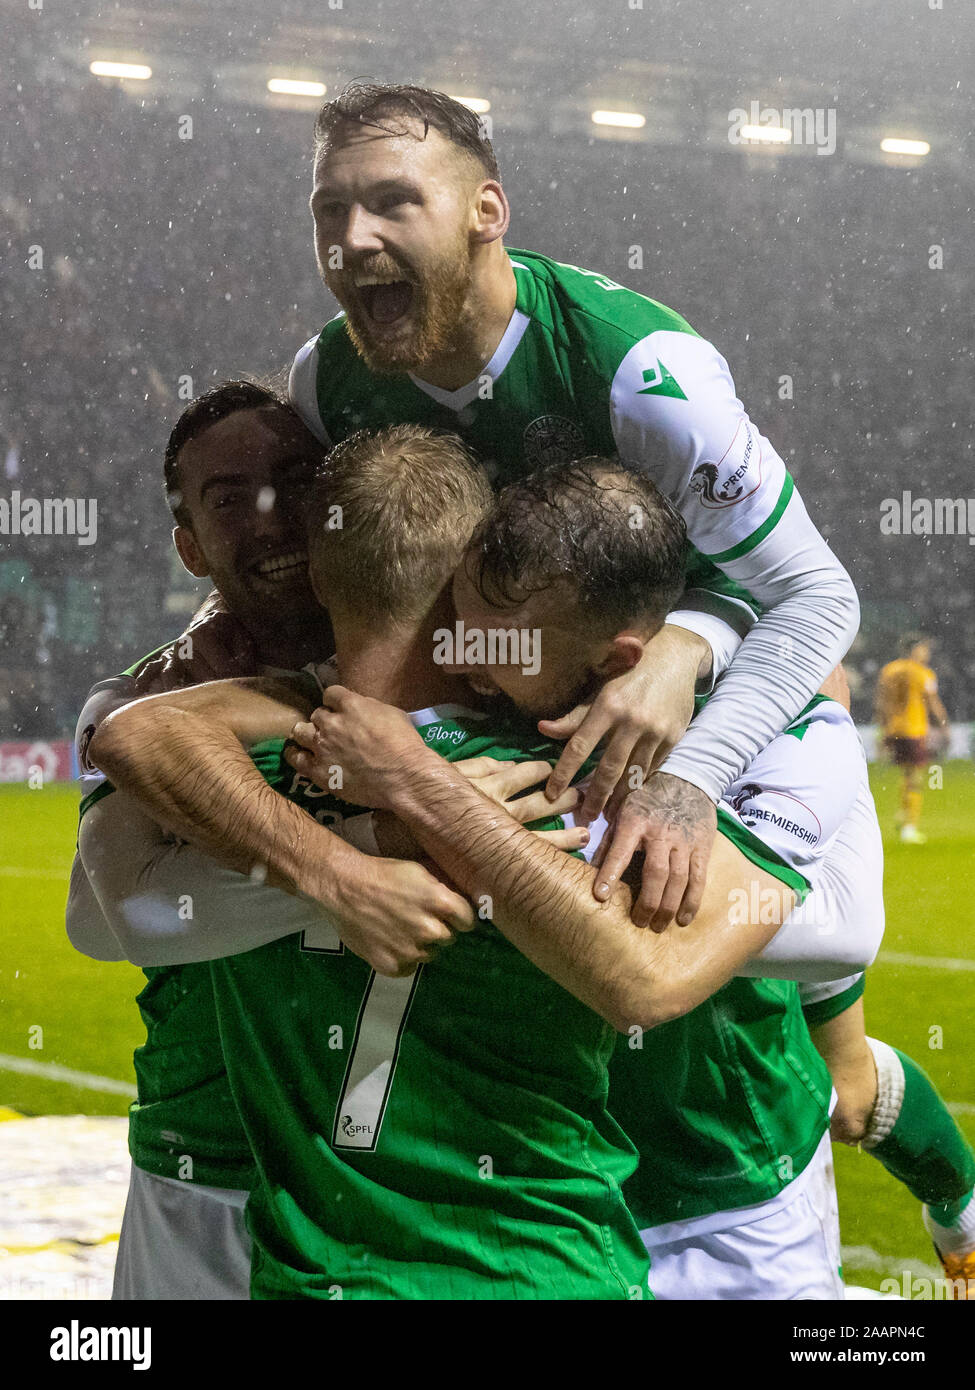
[1,764,972,1294]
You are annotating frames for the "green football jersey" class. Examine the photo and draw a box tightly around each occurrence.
[75,645,254,1191]
[126,963,254,1190]
[212,709,650,1301]
[289,245,785,629]
[607,694,845,1228]
[610,977,832,1230]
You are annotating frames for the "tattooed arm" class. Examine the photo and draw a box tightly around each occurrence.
[588,774,717,929]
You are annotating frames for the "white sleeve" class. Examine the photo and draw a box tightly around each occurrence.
[288,335,331,444]
[718,704,884,981]
[738,772,885,982]
[556,703,878,984]
[78,791,340,967]
[75,674,139,803]
[665,587,755,693]
[65,854,127,962]
[610,330,859,802]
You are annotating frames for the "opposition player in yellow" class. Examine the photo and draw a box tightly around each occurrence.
[875,635,949,844]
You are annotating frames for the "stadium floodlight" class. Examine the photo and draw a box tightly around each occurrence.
[267,78,327,97]
[89,61,152,80]
[880,137,930,157]
[591,110,646,129]
[739,124,792,144]
[448,96,491,114]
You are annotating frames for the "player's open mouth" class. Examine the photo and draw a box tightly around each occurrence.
[250,551,309,585]
[354,274,415,326]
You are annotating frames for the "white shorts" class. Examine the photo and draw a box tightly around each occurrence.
[112,1164,251,1300]
[641,1128,843,1301]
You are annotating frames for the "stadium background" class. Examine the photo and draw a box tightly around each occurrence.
[1,0,972,1298]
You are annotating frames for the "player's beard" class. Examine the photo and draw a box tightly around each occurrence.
[336,229,474,375]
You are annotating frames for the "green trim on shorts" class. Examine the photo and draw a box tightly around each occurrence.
[801,974,866,1029]
[716,804,812,901]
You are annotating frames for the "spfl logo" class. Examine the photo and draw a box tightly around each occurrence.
[727,782,821,846]
[690,461,746,505]
[339,1114,373,1140]
[689,423,760,508]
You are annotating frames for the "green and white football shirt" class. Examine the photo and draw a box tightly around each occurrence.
[290,246,858,803]
[214,709,651,1301]
[74,645,254,1192]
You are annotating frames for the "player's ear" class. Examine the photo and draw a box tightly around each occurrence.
[595,633,645,679]
[173,525,211,579]
[471,180,510,245]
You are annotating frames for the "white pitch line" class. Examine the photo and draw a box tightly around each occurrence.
[949,1102,975,1118]
[876,949,975,973]
[0,1053,136,1098]
[0,865,71,880]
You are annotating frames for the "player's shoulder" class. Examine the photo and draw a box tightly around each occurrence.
[510,246,698,354]
[288,314,358,441]
[294,311,360,378]
[784,692,857,737]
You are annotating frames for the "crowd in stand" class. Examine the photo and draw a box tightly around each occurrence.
[3,68,973,736]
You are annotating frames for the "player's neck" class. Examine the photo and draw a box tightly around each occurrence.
[410,244,517,391]
[330,605,470,712]
[250,613,335,673]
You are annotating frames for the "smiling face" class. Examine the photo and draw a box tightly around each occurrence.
[172,407,324,633]
[310,117,479,373]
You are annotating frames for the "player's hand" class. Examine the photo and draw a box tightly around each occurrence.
[591,773,717,929]
[454,756,582,822]
[540,625,709,822]
[132,591,260,693]
[369,760,588,860]
[326,853,476,977]
[285,686,430,809]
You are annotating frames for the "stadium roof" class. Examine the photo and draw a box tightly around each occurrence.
[29,0,974,165]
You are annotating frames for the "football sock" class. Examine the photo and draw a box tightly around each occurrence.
[861,1039,975,1243]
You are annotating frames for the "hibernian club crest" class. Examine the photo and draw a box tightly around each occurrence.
[523,415,588,467]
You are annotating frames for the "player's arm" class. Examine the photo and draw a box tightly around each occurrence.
[85,680,475,975]
[611,329,860,803]
[77,759,577,968]
[582,331,858,926]
[738,781,885,982]
[287,688,794,1031]
[86,674,322,872]
[288,335,331,442]
[924,676,949,730]
[65,855,127,962]
[76,787,349,967]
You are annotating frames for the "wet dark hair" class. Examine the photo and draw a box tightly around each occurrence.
[313,80,500,184]
[163,379,292,528]
[467,457,688,632]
